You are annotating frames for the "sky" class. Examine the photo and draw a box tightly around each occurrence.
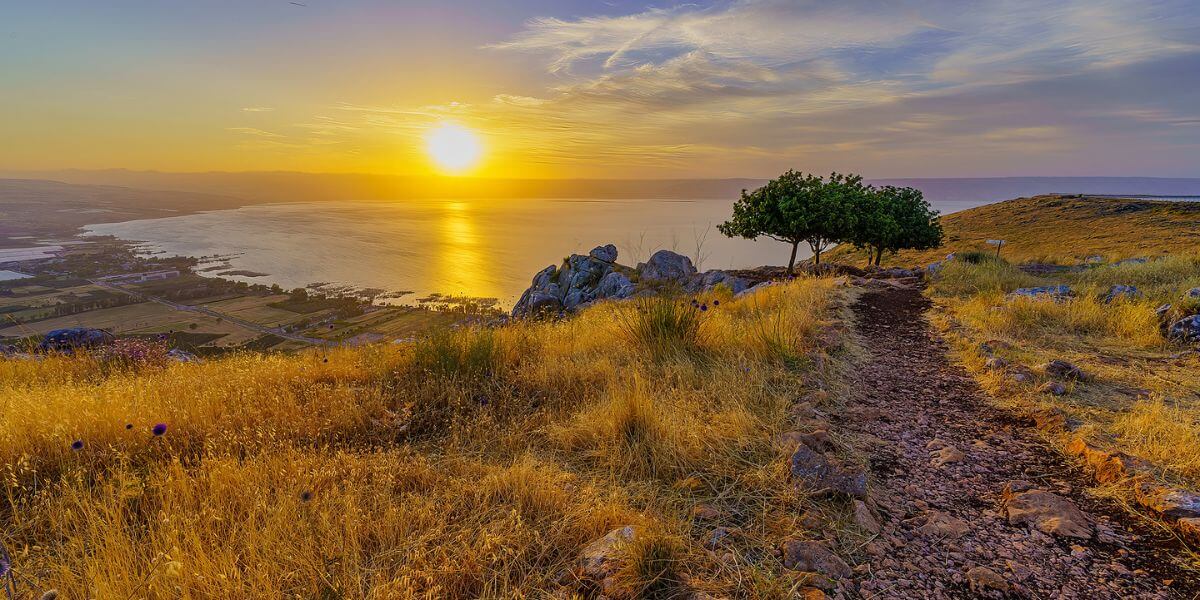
[2,0,1199,179]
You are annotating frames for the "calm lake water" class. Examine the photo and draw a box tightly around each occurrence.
[82,189,1199,307]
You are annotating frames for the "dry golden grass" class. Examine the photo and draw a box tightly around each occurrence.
[929,255,1200,489]
[832,194,1200,266]
[0,277,842,599]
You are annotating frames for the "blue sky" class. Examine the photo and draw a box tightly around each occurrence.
[2,0,1199,177]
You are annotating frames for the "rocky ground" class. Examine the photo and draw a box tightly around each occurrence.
[843,285,1197,599]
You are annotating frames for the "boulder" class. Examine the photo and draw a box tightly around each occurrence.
[779,539,851,578]
[512,246,624,317]
[589,243,618,263]
[1169,315,1200,344]
[1002,482,1093,539]
[1009,285,1071,300]
[1187,287,1200,299]
[595,271,635,300]
[789,444,867,499]
[637,250,697,283]
[1103,284,1141,303]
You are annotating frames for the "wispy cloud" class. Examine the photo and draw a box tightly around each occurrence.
[240,107,275,113]
[290,0,1200,176]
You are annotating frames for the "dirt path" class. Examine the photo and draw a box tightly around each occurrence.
[844,285,1196,599]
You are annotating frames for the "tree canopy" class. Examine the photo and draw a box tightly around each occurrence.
[851,185,943,266]
[718,171,943,271]
[717,171,865,272]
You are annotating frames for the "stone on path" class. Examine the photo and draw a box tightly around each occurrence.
[1003,482,1093,539]
[966,566,1010,593]
[780,539,852,579]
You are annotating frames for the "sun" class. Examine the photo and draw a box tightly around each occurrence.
[426,122,483,174]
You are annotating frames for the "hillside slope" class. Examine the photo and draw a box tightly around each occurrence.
[839,195,1200,266]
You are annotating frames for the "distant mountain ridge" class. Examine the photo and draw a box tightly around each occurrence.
[4,170,1200,206]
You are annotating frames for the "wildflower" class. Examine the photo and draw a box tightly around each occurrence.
[125,423,134,430]
[700,304,708,311]
[300,491,313,502]
[0,554,11,577]
[713,299,720,306]
[152,423,168,436]
[70,440,84,451]
[323,357,329,363]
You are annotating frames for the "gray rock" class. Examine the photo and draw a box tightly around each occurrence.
[789,444,867,499]
[1009,285,1071,300]
[166,349,201,363]
[1039,381,1067,396]
[779,539,851,578]
[686,270,751,295]
[1115,257,1148,266]
[1103,284,1141,303]
[1157,303,1174,319]
[1169,315,1200,344]
[589,244,618,263]
[1043,359,1091,381]
[1186,287,1200,299]
[734,281,772,299]
[925,261,944,275]
[579,526,638,595]
[637,250,697,283]
[596,271,635,300]
[524,291,563,315]
[563,288,594,310]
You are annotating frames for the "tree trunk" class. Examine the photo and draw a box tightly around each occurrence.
[787,241,800,275]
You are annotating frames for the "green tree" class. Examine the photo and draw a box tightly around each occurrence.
[852,185,943,266]
[718,171,864,273]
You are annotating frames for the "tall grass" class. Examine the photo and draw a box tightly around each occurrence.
[929,259,1044,298]
[0,277,839,598]
[954,293,1164,348]
[615,296,707,362]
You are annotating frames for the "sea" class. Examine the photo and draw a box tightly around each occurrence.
[82,178,1200,307]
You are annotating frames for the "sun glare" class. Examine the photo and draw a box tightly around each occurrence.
[426,122,483,174]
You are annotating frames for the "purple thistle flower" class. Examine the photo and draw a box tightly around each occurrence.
[0,554,10,578]
[700,304,708,311]
[713,299,720,306]
[299,491,313,502]
[70,440,84,451]
[152,423,168,436]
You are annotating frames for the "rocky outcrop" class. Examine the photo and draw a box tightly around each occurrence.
[512,245,758,318]
[512,245,631,317]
